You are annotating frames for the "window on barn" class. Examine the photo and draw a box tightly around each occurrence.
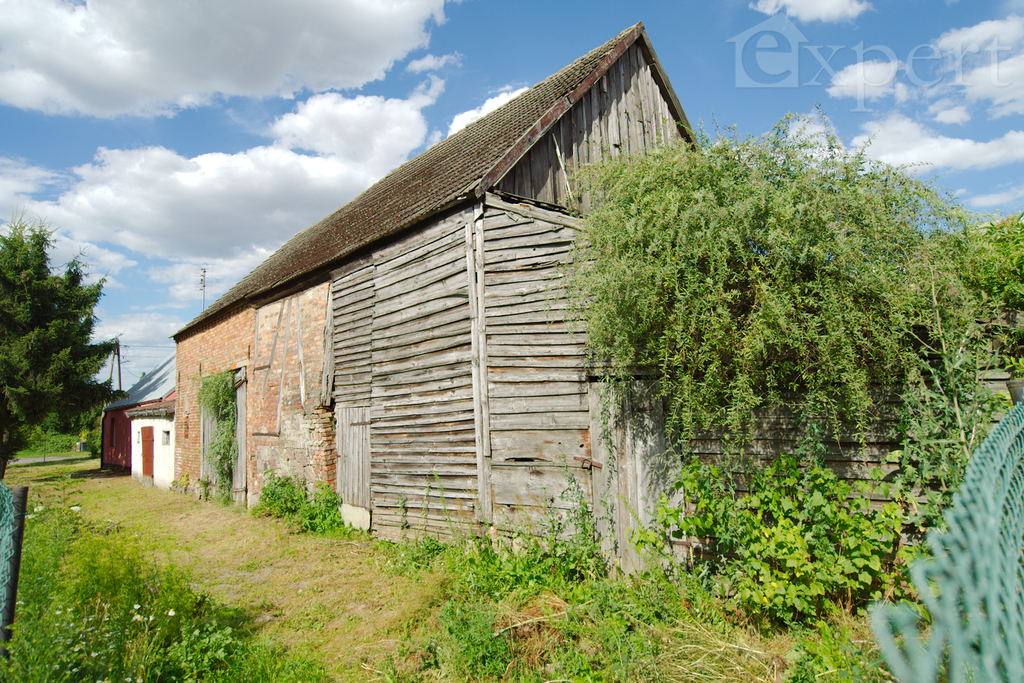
[162,431,170,446]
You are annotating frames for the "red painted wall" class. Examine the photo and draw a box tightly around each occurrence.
[101,408,131,469]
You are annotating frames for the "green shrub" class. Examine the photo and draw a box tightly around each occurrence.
[254,473,349,535]
[197,370,237,502]
[436,599,510,679]
[787,620,894,683]
[573,115,977,442]
[298,482,346,533]
[254,471,306,518]
[645,443,911,626]
[968,211,1024,312]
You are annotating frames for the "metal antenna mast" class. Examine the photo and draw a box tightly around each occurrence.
[199,267,207,310]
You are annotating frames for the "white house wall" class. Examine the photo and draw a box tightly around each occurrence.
[131,416,175,490]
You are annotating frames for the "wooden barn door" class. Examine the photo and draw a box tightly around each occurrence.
[336,406,371,510]
[331,256,374,529]
[141,426,154,478]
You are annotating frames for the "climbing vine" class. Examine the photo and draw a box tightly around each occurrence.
[197,370,237,503]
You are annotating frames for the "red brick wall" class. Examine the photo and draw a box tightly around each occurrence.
[174,305,255,487]
[175,283,334,505]
[248,282,334,504]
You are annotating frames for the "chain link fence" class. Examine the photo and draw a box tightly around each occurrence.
[872,402,1024,683]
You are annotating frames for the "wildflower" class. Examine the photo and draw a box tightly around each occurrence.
[167,609,175,617]
[70,506,82,513]
[132,614,144,622]
[133,604,140,610]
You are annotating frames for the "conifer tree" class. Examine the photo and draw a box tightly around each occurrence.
[0,216,117,476]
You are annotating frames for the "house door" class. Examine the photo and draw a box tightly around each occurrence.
[141,426,154,478]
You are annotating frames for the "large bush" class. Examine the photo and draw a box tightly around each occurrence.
[573,117,978,439]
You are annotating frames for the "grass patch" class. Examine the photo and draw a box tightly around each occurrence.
[2,459,892,682]
[0,504,330,682]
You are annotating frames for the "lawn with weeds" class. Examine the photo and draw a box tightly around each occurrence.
[2,460,893,682]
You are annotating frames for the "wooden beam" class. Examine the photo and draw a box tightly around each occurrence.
[319,282,334,407]
[483,193,584,230]
[476,23,646,198]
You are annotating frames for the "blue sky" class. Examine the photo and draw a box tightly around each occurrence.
[1,0,1023,382]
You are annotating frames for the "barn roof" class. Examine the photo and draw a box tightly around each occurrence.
[175,22,690,338]
[104,353,176,412]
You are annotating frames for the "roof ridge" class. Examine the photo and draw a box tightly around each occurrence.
[175,22,646,338]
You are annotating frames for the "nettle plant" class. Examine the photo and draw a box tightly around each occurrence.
[197,370,237,502]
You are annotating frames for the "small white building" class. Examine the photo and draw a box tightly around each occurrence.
[104,353,176,489]
[126,395,175,489]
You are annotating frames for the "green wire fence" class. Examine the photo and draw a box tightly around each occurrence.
[872,402,1024,683]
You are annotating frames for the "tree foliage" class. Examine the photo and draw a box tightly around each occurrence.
[0,216,117,475]
[967,211,1024,313]
[572,117,978,439]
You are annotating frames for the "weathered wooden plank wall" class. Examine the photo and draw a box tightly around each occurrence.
[331,256,374,510]
[495,43,680,213]
[480,195,594,532]
[332,209,477,537]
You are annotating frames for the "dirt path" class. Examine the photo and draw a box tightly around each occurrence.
[5,460,436,681]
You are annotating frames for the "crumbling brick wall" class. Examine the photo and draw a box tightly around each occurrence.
[174,305,255,488]
[248,282,334,505]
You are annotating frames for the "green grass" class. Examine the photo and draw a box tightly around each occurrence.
[1,459,894,682]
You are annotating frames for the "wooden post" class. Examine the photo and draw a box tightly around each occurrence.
[467,203,493,524]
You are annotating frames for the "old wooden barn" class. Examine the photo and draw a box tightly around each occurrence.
[172,23,693,560]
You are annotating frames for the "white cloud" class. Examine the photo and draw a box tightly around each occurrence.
[272,77,444,162]
[932,104,971,124]
[9,83,441,305]
[0,158,62,209]
[406,52,462,73]
[749,0,871,22]
[50,233,137,286]
[0,0,448,117]
[448,87,528,136]
[93,311,183,383]
[928,98,972,123]
[969,182,1024,208]
[931,16,1024,118]
[935,15,1024,52]
[853,113,1024,171]
[958,53,1024,116]
[827,59,902,101]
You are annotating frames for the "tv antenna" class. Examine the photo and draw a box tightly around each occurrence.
[199,267,207,310]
